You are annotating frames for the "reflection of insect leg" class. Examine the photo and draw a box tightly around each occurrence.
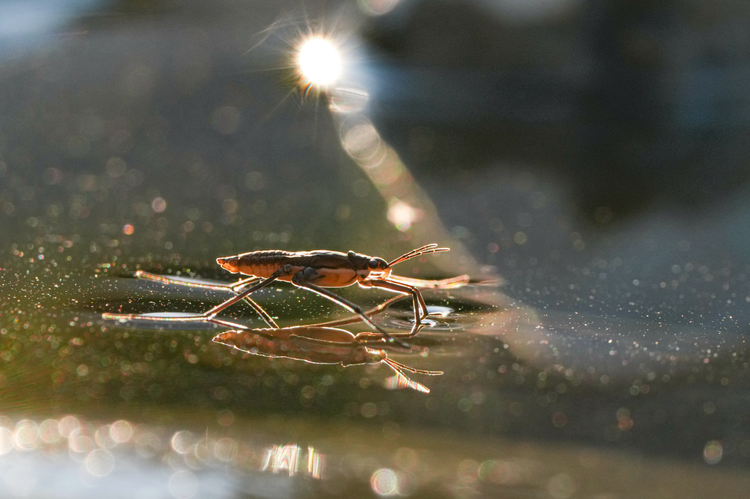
[133,271,277,328]
[291,270,410,348]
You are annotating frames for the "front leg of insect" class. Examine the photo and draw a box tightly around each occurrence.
[358,279,427,337]
[345,244,457,338]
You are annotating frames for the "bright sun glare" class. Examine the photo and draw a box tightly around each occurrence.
[296,36,342,88]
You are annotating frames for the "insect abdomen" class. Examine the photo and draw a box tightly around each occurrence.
[239,250,293,277]
[217,250,303,277]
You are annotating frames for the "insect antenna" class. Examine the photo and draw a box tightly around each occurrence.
[383,357,443,376]
[386,370,430,393]
[387,244,450,268]
[381,357,442,393]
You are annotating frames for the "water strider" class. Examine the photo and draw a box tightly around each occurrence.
[104,244,469,346]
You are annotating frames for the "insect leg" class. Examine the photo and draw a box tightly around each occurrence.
[360,279,428,337]
[291,271,411,348]
[105,267,292,327]
[135,271,262,292]
[202,269,289,318]
[384,357,443,376]
[385,274,470,290]
[353,323,425,343]
[219,278,278,328]
[378,359,432,394]
[205,317,253,331]
[132,271,277,328]
[311,295,403,328]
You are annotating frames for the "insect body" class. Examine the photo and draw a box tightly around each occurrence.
[216,249,388,287]
[214,244,454,343]
[212,325,443,393]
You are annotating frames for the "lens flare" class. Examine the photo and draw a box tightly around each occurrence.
[296,36,342,88]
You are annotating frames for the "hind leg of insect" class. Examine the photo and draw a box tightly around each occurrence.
[132,271,278,328]
[135,271,262,292]
[104,266,295,327]
[290,269,411,348]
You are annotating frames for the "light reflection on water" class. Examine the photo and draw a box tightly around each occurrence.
[0,414,329,498]
[261,444,324,478]
[0,412,607,499]
[370,467,399,496]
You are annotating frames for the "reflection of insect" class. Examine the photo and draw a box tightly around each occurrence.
[106,244,467,345]
[212,325,443,393]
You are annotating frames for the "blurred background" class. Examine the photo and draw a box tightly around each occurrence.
[2,0,750,497]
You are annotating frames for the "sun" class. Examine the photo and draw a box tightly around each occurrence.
[295,35,342,89]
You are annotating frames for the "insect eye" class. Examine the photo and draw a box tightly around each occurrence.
[368,259,380,269]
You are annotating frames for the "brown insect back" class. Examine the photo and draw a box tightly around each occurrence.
[218,250,296,278]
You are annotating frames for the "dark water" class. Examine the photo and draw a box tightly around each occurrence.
[3,0,750,498]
